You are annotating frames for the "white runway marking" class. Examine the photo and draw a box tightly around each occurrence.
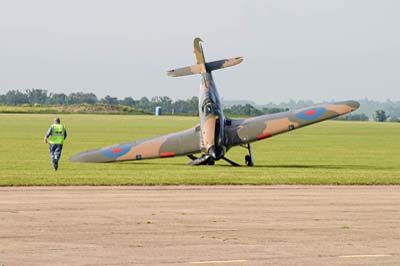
[190,260,248,264]
[339,254,392,258]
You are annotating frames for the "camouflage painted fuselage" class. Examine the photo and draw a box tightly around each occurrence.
[198,71,225,159]
[69,37,360,165]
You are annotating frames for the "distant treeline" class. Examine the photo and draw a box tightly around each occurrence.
[223,104,288,116]
[0,89,198,114]
[0,89,288,116]
[0,89,399,120]
[258,98,400,122]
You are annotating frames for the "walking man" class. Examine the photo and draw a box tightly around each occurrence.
[44,117,67,171]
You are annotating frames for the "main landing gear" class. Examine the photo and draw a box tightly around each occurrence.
[187,143,255,167]
[242,143,254,167]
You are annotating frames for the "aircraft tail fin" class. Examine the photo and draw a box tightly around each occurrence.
[194,37,205,65]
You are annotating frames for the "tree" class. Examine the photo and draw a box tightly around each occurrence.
[26,89,48,104]
[351,113,369,121]
[188,96,199,113]
[224,104,263,116]
[170,97,198,114]
[120,97,136,107]
[262,107,289,114]
[0,94,6,104]
[136,97,150,110]
[375,110,388,122]
[100,95,119,105]
[336,113,369,121]
[150,96,173,113]
[388,116,400,122]
[5,90,29,105]
[81,92,98,104]
[68,92,98,104]
[49,93,68,105]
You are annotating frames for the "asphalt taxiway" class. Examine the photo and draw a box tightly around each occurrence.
[0,186,399,265]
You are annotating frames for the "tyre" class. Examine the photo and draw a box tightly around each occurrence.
[245,155,254,167]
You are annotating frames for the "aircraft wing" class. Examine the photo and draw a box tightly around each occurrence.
[225,100,360,148]
[70,125,201,163]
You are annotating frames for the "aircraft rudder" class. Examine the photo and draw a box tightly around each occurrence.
[194,37,205,65]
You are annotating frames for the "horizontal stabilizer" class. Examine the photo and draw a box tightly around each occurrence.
[206,57,243,72]
[167,57,243,77]
[167,64,203,77]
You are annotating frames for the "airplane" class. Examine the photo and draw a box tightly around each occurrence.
[70,37,360,166]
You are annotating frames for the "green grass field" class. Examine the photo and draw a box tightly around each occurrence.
[0,113,399,185]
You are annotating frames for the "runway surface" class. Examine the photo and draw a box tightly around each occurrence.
[0,186,399,265]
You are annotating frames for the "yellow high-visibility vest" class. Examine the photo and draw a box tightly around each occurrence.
[49,124,65,144]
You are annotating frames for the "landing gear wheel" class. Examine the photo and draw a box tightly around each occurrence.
[241,143,255,166]
[245,155,254,167]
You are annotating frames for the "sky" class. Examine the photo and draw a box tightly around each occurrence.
[0,0,399,104]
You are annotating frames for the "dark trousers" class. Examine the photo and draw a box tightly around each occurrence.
[49,144,63,170]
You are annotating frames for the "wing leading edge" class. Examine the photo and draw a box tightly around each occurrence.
[225,100,360,148]
[70,125,201,163]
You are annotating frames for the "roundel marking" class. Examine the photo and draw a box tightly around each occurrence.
[111,148,123,153]
[296,107,326,120]
[305,109,317,116]
[102,144,131,159]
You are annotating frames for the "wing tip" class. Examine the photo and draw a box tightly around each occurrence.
[335,100,360,111]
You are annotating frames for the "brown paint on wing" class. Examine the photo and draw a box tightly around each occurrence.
[325,104,353,115]
[117,137,167,161]
[266,118,299,135]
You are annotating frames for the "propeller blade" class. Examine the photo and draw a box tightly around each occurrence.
[221,156,241,167]
[188,154,211,166]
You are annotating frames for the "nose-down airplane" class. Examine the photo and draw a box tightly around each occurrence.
[70,37,360,166]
